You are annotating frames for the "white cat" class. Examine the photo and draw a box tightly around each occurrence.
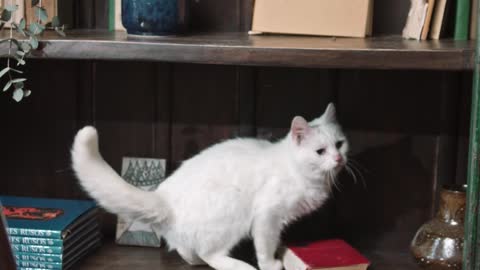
[71,103,349,270]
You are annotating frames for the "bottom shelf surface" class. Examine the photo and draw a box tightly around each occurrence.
[76,239,420,270]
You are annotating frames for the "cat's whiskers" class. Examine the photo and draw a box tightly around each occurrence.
[346,160,367,189]
[327,170,340,192]
[348,157,369,173]
[345,165,358,184]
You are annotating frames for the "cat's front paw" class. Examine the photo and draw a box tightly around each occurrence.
[259,259,283,270]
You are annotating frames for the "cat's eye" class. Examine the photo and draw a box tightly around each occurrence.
[316,148,326,155]
[336,140,344,149]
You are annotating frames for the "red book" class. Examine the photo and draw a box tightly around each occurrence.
[282,239,370,270]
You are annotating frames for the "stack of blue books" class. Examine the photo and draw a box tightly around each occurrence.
[0,196,101,270]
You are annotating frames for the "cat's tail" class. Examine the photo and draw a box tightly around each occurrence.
[71,126,167,223]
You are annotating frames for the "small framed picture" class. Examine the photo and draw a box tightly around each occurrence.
[115,157,166,247]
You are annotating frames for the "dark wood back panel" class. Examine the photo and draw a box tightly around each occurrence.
[334,70,460,252]
[0,60,81,198]
[372,0,411,35]
[455,72,473,186]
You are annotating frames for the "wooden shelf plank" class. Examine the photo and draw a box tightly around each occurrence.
[78,239,420,270]
[80,241,212,270]
[365,250,420,270]
[0,30,474,70]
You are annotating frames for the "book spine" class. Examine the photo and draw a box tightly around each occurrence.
[114,0,126,31]
[9,236,63,246]
[14,0,25,24]
[7,228,61,239]
[108,0,115,31]
[25,0,56,26]
[454,0,471,40]
[11,244,63,254]
[14,252,63,263]
[19,268,53,270]
[471,0,478,39]
[16,260,62,269]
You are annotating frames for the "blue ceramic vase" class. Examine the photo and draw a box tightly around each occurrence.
[122,0,189,36]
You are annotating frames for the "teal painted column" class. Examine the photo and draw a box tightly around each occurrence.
[464,1,480,268]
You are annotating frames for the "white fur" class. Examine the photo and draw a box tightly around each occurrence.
[71,103,349,270]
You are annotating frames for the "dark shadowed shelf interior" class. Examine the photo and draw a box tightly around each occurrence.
[77,238,420,270]
[0,30,474,70]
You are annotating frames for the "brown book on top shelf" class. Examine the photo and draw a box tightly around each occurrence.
[25,0,74,28]
[1,0,25,28]
[430,0,448,39]
[421,0,436,39]
[25,0,56,26]
[471,0,478,39]
[251,0,373,38]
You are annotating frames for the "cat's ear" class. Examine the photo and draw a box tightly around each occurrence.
[291,116,311,145]
[316,102,337,124]
[322,103,337,123]
[309,103,337,126]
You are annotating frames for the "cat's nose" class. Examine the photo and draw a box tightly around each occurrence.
[334,155,344,164]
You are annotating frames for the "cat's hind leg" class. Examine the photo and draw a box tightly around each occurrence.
[200,252,257,270]
[176,247,206,266]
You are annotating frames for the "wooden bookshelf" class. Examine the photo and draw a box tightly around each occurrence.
[0,30,474,70]
[1,1,478,269]
[78,239,420,270]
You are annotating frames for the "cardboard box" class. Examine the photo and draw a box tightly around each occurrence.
[252,0,374,38]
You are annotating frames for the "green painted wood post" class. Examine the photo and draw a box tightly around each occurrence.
[464,2,480,268]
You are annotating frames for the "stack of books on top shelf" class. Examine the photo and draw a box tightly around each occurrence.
[403,0,479,40]
[0,196,101,270]
[0,0,75,29]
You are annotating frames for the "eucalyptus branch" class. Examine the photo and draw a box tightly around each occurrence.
[0,0,65,102]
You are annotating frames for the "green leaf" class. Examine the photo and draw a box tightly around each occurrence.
[21,42,32,53]
[5,5,18,12]
[0,67,10,78]
[11,78,26,83]
[34,7,48,23]
[12,88,24,102]
[14,81,24,89]
[24,89,31,97]
[13,23,26,37]
[16,57,25,66]
[1,9,12,22]
[55,28,66,37]
[29,36,38,49]
[31,0,39,7]
[19,18,25,30]
[51,16,60,27]
[10,68,23,74]
[3,81,12,92]
[29,22,45,35]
